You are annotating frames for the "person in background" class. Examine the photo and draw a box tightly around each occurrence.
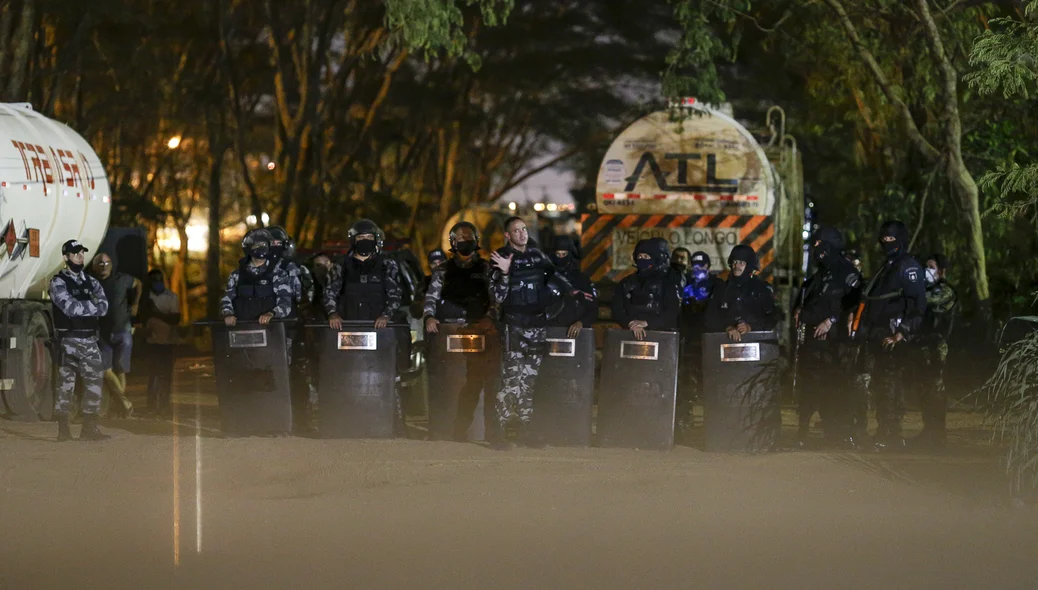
[547,235,598,338]
[90,251,141,418]
[140,269,180,415]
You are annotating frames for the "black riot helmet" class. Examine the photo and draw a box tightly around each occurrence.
[448,221,481,253]
[727,244,759,272]
[348,219,385,253]
[241,228,273,259]
[878,220,910,258]
[633,237,670,270]
[267,226,295,259]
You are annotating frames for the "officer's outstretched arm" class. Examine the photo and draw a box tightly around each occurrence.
[422,269,445,319]
[271,271,294,318]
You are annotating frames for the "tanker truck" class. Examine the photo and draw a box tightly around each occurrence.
[0,103,111,421]
[582,100,805,345]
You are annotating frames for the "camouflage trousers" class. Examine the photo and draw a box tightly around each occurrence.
[496,325,546,427]
[54,337,104,416]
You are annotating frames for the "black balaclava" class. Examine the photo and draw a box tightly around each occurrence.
[727,244,758,286]
[812,226,845,268]
[550,235,581,272]
[878,220,910,259]
[633,238,669,274]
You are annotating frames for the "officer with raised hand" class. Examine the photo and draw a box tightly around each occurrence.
[612,238,681,341]
[220,229,294,326]
[424,221,495,440]
[705,245,776,341]
[488,216,588,449]
[858,221,927,451]
[50,240,110,441]
[547,235,598,338]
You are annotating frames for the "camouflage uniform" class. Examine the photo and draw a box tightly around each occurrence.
[49,269,109,416]
[917,280,957,437]
[276,257,314,430]
[490,245,573,434]
[321,256,402,321]
[219,260,294,320]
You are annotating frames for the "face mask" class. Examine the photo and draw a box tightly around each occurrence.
[635,259,654,272]
[354,240,377,256]
[692,267,708,282]
[551,254,575,270]
[250,245,270,260]
[925,268,938,285]
[151,281,166,294]
[455,241,477,256]
[68,261,84,273]
[881,241,900,257]
[812,243,830,265]
[672,261,688,273]
[313,267,329,284]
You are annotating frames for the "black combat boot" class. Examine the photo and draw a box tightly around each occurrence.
[517,422,545,449]
[79,414,111,441]
[56,414,73,442]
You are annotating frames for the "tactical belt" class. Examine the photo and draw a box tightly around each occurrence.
[56,329,98,338]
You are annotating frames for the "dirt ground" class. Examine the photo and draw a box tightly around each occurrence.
[3,358,1038,589]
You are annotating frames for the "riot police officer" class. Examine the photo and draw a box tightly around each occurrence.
[322,219,406,433]
[323,219,403,329]
[547,235,598,338]
[793,227,863,447]
[705,245,777,339]
[423,222,496,440]
[220,229,294,326]
[857,221,927,451]
[488,216,586,449]
[612,238,681,341]
[915,253,957,448]
[51,240,111,441]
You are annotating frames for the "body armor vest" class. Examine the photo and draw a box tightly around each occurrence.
[439,257,489,321]
[337,256,387,322]
[233,260,277,321]
[52,273,100,332]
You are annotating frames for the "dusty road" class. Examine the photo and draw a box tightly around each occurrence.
[3,413,1038,590]
[3,357,1037,589]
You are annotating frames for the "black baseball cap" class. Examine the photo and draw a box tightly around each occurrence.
[62,240,89,255]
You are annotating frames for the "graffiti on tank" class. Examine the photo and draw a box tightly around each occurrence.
[9,140,96,195]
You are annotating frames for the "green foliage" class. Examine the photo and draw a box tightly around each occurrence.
[383,0,514,68]
[967,2,1038,221]
[986,330,1038,497]
[663,0,751,104]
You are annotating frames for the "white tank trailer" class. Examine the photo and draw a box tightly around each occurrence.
[0,103,111,420]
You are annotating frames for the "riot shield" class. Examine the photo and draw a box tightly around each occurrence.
[701,331,781,452]
[425,322,497,442]
[210,322,292,436]
[597,330,679,450]
[529,327,595,446]
[315,322,400,438]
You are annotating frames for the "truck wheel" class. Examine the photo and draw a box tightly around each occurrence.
[1,309,54,421]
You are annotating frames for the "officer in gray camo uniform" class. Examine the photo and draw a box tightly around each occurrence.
[220,228,294,326]
[50,239,111,442]
[488,216,591,450]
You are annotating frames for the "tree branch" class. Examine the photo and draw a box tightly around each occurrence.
[823,0,942,163]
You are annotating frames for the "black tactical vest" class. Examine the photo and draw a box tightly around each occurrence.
[52,272,100,332]
[438,257,490,321]
[503,248,552,313]
[626,275,665,318]
[233,260,277,321]
[337,255,387,322]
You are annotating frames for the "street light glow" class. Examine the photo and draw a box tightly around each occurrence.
[167,136,182,150]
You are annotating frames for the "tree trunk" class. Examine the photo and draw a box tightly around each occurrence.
[4,0,35,101]
[206,146,227,320]
[172,224,191,324]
